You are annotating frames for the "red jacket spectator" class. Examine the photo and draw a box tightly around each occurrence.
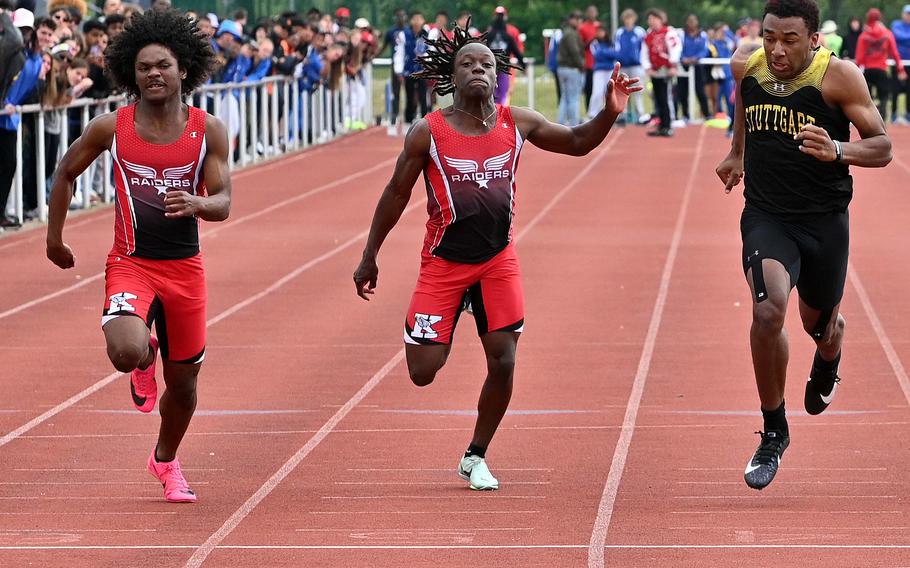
[578,18,601,70]
[856,9,906,73]
[643,22,680,73]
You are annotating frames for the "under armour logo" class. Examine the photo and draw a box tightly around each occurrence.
[108,292,138,314]
[411,313,443,339]
[773,82,786,93]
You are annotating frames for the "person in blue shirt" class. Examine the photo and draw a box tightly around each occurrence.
[587,26,619,117]
[380,9,414,134]
[890,5,910,123]
[547,24,563,103]
[677,14,710,122]
[614,8,646,124]
[0,13,55,228]
[710,22,735,134]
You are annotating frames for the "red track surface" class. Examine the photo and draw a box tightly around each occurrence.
[1,126,909,567]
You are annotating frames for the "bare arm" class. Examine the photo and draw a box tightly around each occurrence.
[46,113,116,269]
[716,44,759,193]
[165,115,232,222]
[352,120,430,300]
[511,63,641,156]
[795,58,891,168]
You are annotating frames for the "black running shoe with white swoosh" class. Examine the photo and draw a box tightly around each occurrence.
[805,352,841,415]
[744,430,789,490]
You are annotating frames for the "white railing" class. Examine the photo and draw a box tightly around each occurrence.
[2,69,373,225]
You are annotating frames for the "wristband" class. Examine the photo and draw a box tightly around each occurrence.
[833,140,844,162]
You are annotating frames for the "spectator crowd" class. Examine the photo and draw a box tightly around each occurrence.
[545,4,910,136]
[1,1,909,230]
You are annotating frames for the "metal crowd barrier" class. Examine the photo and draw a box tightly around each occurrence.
[2,69,373,225]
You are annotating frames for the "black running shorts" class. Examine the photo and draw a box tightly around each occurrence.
[740,204,849,310]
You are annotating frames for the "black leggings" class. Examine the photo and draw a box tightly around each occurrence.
[0,129,17,216]
[864,68,890,119]
[891,67,910,120]
[652,76,671,130]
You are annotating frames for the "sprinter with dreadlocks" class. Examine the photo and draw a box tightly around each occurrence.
[353,21,640,491]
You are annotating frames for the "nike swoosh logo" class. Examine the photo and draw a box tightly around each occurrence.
[820,382,838,405]
[744,462,762,474]
[130,381,147,407]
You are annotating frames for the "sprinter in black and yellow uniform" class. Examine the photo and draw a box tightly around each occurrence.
[716,0,893,491]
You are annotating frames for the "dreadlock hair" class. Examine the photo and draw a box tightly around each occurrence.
[105,9,215,98]
[413,18,522,96]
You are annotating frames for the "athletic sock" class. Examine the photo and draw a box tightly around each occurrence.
[464,443,486,459]
[762,400,788,437]
[154,450,174,463]
[137,343,155,371]
[813,349,841,373]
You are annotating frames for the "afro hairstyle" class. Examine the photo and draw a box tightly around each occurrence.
[105,9,215,98]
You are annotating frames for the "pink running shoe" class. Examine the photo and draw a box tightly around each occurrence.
[148,452,197,503]
[130,336,158,413]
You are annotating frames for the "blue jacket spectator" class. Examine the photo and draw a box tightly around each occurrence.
[591,39,618,71]
[246,55,273,82]
[0,49,41,131]
[547,28,562,73]
[682,29,709,62]
[710,35,733,80]
[615,24,645,67]
[296,46,323,93]
[892,9,910,60]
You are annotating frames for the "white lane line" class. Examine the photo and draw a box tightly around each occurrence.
[671,510,901,515]
[183,350,406,568]
[294,527,534,532]
[848,263,910,407]
[0,200,424,449]
[320,495,546,500]
[672,495,896,499]
[308,510,541,515]
[0,158,395,322]
[4,544,910,551]
[587,126,706,568]
[185,130,627,568]
[346,468,552,472]
[332,481,550,485]
[676,481,887,485]
[0,512,176,516]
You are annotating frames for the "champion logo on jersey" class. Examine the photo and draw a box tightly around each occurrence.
[443,150,512,188]
[123,160,195,195]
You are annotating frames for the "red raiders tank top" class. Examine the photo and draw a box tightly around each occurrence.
[423,104,524,263]
[110,103,207,259]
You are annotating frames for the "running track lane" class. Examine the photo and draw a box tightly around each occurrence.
[591,127,910,567]
[2,127,909,567]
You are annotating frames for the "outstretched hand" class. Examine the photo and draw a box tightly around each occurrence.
[605,62,643,115]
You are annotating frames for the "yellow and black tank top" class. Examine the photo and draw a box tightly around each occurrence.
[742,47,852,217]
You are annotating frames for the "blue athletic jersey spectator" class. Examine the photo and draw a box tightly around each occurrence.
[591,39,619,71]
[711,36,733,80]
[682,30,709,61]
[892,18,910,60]
[615,25,645,67]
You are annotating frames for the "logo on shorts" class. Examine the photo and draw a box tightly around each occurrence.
[411,313,443,339]
[108,292,138,314]
[443,150,512,188]
[123,160,195,195]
